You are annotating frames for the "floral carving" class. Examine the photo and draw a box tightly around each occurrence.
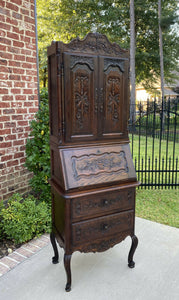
[95,87,104,113]
[63,33,128,56]
[107,77,120,122]
[73,231,132,253]
[74,72,89,128]
[72,151,128,180]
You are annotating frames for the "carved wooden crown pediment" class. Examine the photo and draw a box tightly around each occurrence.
[59,32,128,57]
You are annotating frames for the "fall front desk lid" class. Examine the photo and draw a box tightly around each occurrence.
[59,144,137,191]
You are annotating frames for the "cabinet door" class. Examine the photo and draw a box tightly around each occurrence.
[64,53,98,143]
[98,56,129,139]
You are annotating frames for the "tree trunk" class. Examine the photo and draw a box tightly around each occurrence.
[158,0,165,131]
[129,0,136,125]
[158,0,165,100]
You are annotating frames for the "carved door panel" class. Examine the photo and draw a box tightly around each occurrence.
[64,53,98,142]
[98,56,125,139]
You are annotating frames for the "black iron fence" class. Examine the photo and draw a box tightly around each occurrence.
[129,97,179,189]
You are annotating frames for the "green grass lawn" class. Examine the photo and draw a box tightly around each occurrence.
[129,128,179,228]
[129,134,179,160]
[129,134,179,186]
[136,189,179,228]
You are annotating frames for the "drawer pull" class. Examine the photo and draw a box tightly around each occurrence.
[102,224,109,231]
[103,199,109,206]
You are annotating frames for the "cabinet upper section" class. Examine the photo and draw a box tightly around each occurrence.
[47,33,130,145]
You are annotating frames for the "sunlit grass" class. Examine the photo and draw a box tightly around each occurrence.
[136,189,179,228]
[129,134,179,185]
[129,134,179,160]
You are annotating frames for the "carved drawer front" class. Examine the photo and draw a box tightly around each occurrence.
[72,189,135,221]
[72,210,134,246]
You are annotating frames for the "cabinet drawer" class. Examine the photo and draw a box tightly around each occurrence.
[72,189,135,220]
[72,210,134,246]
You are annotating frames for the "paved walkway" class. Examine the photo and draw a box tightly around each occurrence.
[0,217,179,300]
[0,234,50,276]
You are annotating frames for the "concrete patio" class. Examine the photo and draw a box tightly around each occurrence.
[0,217,179,300]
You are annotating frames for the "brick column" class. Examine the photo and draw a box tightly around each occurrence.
[0,0,39,201]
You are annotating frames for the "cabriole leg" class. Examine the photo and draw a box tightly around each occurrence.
[64,253,72,292]
[50,232,59,264]
[128,235,138,268]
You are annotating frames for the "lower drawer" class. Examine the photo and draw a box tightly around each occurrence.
[72,210,134,246]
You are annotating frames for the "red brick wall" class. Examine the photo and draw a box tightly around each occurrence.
[0,0,39,201]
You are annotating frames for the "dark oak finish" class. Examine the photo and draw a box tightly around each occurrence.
[48,33,139,291]
[71,188,135,221]
[64,254,72,292]
[128,235,139,268]
[50,232,59,264]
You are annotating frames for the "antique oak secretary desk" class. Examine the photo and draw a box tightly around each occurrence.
[47,33,139,292]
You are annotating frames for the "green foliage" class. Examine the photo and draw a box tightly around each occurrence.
[135,0,179,89]
[37,0,179,89]
[0,201,4,238]
[0,194,51,245]
[25,88,51,203]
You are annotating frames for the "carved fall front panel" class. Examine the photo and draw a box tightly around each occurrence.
[60,144,137,190]
[71,151,128,181]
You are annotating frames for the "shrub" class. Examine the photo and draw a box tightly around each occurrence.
[25,87,51,203]
[0,194,51,245]
[0,201,4,239]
